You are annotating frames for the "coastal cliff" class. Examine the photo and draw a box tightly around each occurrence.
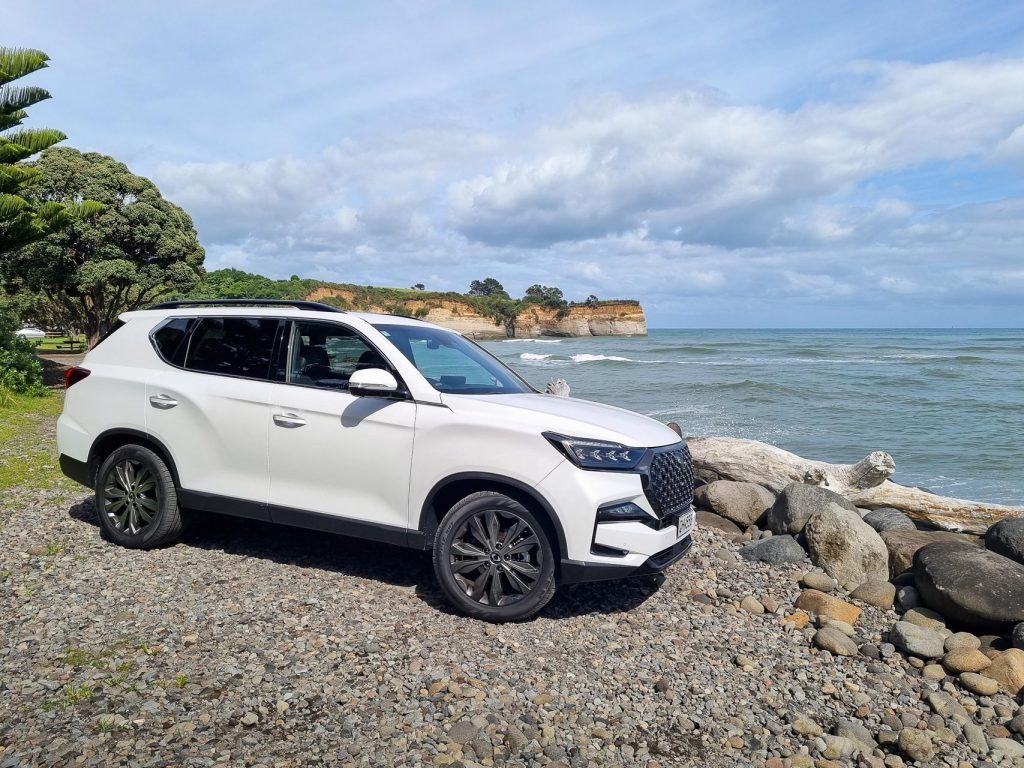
[305,286,647,339]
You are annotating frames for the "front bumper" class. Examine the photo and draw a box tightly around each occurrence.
[560,534,693,584]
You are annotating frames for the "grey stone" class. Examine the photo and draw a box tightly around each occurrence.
[832,719,875,750]
[805,504,889,591]
[990,737,1024,758]
[693,480,774,527]
[889,621,944,659]
[850,580,896,608]
[1014,622,1024,650]
[765,483,856,535]
[813,626,859,656]
[696,511,742,538]
[987,518,1024,565]
[739,534,808,565]
[799,572,835,592]
[863,508,915,533]
[897,728,934,762]
[914,541,1024,630]
[926,691,969,722]
[944,632,981,652]
[896,585,921,611]
[963,722,988,754]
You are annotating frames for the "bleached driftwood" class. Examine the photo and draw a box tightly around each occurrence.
[545,378,571,397]
[668,428,1024,533]
[846,482,1024,534]
[676,433,895,495]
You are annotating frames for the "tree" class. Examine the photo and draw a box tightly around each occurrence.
[468,277,509,298]
[3,148,205,344]
[523,284,565,305]
[0,47,100,255]
[584,294,599,305]
[411,283,425,290]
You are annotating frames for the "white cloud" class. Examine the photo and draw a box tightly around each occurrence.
[149,56,1024,325]
[448,57,1024,249]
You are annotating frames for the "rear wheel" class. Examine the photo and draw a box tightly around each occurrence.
[433,491,556,622]
[95,444,183,549]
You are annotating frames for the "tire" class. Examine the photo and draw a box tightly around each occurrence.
[433,491,557,622]
[94,444,183,549]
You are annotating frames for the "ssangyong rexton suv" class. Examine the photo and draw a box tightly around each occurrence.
[58,299,695,621]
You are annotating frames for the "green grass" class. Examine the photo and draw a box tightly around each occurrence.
[0,391,66,492]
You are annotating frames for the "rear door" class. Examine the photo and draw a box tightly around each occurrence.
[266,319,417,537]
[145,316,283,513]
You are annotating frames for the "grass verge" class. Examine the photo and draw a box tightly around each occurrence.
[0,390,67,492]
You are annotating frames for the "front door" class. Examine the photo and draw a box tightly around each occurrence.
[267,320,416,538]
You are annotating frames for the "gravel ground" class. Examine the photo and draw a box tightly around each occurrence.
[0,411,1020,767]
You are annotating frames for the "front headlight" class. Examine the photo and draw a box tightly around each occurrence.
[543,432,646,471]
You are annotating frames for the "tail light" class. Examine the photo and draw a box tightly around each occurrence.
[65,366,91,388]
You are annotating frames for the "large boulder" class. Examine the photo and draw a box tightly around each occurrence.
[985,518,1024,566]
[880,529,978,577]
[804,505,888,591]
[914,541,1024,631]
[863,507,915,533]
[739,535,808,565]
[693,480,774,527]
[765,483,857,535]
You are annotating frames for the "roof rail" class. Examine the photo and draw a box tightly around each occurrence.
[148,298,346,313]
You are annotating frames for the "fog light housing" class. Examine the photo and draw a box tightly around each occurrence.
[596,501,654,525]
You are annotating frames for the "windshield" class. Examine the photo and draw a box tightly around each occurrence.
[373,323,533,395]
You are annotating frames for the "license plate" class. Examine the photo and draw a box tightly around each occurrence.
[677,507,695,538]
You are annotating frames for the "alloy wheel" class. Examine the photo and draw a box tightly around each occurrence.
[449,508,543,606]
[102,459,159,535]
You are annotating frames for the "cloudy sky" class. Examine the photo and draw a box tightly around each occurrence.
[10,1,1024,327]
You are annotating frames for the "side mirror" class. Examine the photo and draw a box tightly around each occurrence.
[349,367,401,397]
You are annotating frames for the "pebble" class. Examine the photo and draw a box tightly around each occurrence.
[740,595,765,614]
[813,626,859,656]
[897,728,935,762]
[800,572,835,593]
[959,672,999,696]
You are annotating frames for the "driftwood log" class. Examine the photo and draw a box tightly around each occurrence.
[668,428,1024,534]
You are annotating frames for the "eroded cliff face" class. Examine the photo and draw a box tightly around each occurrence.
[305,287,646,339]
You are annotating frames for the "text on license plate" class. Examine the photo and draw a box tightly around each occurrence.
[677,508,695,538]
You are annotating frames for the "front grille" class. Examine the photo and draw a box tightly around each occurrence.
[643,444,695,522]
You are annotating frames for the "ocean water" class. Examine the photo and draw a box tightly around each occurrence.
[482,329,1024,505]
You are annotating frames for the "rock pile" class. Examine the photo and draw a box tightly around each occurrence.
[695,477,1024,765]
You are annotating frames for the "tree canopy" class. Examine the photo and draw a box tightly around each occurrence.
[468,277,509,299]
[0,47,100,255]
[2,148,205,342]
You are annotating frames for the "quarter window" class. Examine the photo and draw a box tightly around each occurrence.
[151,318,194,367]
[184,317,279,380]
[287,321,386,390]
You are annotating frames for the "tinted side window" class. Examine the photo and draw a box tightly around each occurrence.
[185,317,279,380]
[151,318,194,366]
[287,321,385,390]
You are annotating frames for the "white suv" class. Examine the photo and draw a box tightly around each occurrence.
[58,300,695,621]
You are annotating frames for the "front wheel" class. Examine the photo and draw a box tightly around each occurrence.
[94,444,183,549]
[433,491,557,622]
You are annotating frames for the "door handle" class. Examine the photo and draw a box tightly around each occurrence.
[149,394,178,410]
[273,412,307,428]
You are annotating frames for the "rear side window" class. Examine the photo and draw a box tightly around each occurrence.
[184,317,280,380]
[151,318,194,367]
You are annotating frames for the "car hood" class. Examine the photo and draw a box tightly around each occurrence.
[441,392,682,448]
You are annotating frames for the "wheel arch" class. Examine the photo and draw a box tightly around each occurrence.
[88,428,181,489]
[418,473,568,564]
